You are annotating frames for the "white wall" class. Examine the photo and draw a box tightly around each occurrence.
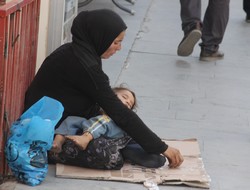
[36,0,49,72]
[36,0,78,72]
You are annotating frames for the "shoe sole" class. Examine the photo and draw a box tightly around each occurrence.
[199,56,224,62]
[177,29,202,56]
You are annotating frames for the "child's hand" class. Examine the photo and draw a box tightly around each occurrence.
[66,132,93,150]
[50,134,65,153]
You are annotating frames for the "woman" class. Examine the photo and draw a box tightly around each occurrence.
[24,9,183,168]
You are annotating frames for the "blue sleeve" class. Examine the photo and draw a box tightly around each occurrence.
[82,115,125,139]
[55,116,87,135]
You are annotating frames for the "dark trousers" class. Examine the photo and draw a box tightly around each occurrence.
[243,0,250,15]
[121,140,166,168]
[180,0,230,52]
[49,137,166,169]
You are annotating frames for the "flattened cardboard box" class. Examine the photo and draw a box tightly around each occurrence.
[56,139,211,188]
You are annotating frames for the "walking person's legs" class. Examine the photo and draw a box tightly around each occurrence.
[177,0,202,56]
[199,0,230,61]
[243,0,250,22]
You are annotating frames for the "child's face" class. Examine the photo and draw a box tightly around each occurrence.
[115,89,135,109]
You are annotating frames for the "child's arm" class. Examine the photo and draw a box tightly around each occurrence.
[66,115,125,150]
[82,115,124,139]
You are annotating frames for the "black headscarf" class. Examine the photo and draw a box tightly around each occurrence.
[72,9,127,57]
[71,9,127,88]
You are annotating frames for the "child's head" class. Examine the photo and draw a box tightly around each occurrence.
[113,85,137,110]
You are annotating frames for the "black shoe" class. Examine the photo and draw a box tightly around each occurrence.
[177,26,202,57]
[199,50,224,62]
[246,15,250,23]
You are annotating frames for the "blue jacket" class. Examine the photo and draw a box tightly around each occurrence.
[55,115,126,139]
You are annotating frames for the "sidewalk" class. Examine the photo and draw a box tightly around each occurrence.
[2,0,250,190]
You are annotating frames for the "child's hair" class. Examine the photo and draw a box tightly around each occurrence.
[112,84,138,110]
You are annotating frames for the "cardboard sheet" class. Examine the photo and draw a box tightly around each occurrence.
[56,139,211,188]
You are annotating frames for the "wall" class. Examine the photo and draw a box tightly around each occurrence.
[35,0,49,72]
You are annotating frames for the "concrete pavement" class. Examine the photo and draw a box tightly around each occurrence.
[2,0,250,189]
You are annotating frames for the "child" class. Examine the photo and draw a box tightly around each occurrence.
[51,86,137,153]
[51,85,166,168]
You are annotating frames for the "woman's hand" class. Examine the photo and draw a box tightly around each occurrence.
[163,146,184,168]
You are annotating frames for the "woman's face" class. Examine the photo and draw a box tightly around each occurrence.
[115,89,135,109]
[101,31,126,59]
